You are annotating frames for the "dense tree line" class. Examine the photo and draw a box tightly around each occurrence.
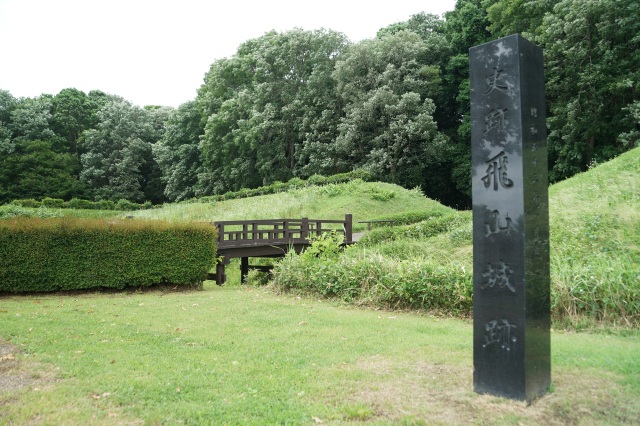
[1,0,638,208]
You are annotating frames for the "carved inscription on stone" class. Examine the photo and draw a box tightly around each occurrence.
[484,210,514,237]
[482,151,514,190]
[483,318,517,351]
[480,261,515,292]
[483,68,509,95]
[471,33,551,402]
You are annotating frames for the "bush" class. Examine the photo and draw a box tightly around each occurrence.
[11,199,41,208]
[287,177,305,188]
[0,205,64,219]
[95,200,116,210]
[307,174,328,186]
[115,199,142,211]
[272,250,472,315]
[41,197,65,208]
[0,218,217,293]
[66,198,95,210]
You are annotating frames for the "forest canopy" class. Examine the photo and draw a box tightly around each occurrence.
[1,0,638,208]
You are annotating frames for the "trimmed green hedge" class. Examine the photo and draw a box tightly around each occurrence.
[9,198,152,211]
[0,218,217,293]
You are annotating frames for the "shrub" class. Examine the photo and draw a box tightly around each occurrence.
[95,200,116,210]
[10,199,41,208]
[349,169,372,182]
[368,189,396,201]
[115,199,142,211]
[41,197,65,208]
[271,181,287,193]
[272,250,472,315]
[359,213,467,246]
[307,174,328,186]
[287,177,305,188]
[0,218,217,293]
[66,198,95,210]
[0,205,64,219]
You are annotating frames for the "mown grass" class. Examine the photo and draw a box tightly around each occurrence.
[1,285,639,425]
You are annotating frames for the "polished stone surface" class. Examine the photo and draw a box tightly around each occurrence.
[470,34,550,402]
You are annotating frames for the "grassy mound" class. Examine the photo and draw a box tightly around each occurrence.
[128,180,453,229]
[266,149,640,329]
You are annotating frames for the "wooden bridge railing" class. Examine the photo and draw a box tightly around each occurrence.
[214,214,353,248]
[211,214,353,285]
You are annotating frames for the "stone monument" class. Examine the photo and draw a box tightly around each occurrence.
[469,34,551,402]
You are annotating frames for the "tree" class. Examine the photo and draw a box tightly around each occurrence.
[50,88,92,157]
[0,140,85,203]
[9,96,59,146]
[80,99,161,202]
[334,30,446,189]
[542,0,640,180]
[197,28,349,192]
[0,90,17,155]
[153,101,205,202]
[434,0,495,207]
[483,0,560,39]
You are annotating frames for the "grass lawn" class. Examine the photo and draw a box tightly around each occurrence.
[1,284,638,425]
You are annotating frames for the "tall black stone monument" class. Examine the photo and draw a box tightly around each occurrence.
[470,34,550,402]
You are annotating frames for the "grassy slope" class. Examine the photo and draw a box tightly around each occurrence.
[124,149,639,326]
[127,181,453,230]
[548,148,640,326]
[344,149,640,327]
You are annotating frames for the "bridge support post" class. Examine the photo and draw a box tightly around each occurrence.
[344,214,353,244]
[215,260,227,285]
[241,257,249,283]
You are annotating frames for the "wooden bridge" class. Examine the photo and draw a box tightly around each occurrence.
[211,214,353,284]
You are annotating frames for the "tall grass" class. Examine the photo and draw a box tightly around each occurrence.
[264,148,640,329]
[548,148,640,328]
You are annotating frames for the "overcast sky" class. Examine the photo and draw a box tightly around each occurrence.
[0,0,457,107]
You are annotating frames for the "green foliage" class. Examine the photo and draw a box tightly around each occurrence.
[0,139,85,203]
[153,101,204,202]
[358,213,469,246]
[7,197,149,212]
[66,197,95,210]
[298,231,345,262]
[333,30,447,190]
[190,169,371,204]
[273,250,472,314]
[115,198,143,211]
[0,204,64,219]
[542,0,640,182]
[80,98,169,203]
[197,28,350,194]
[41,197,64,208]
[0,218,216,293]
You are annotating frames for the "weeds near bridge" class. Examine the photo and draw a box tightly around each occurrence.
[272,237,472,316]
